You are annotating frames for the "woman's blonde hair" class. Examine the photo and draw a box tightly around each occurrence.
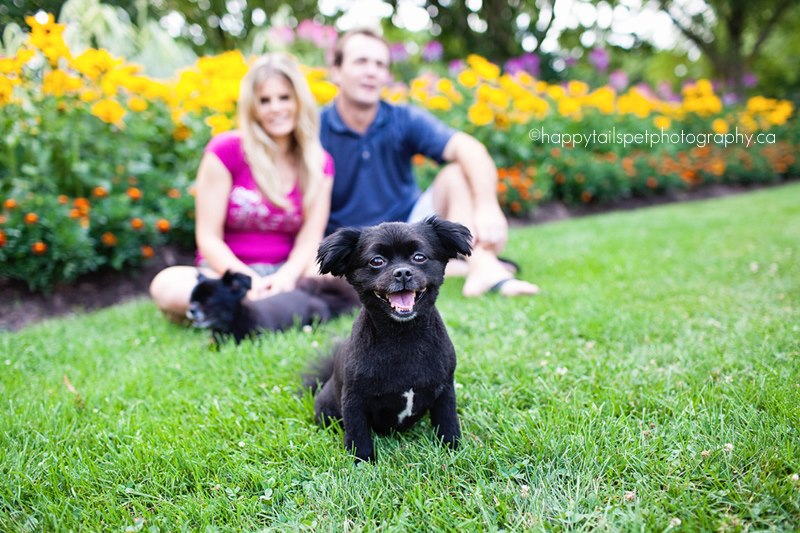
[237,53,324,211]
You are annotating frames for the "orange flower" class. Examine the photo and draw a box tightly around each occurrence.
[130,218,144,230]
[128,176,138,186]
[0,215,6,224]
[101,232,117,246]
[173,124,190,141]
[167,188,181,199]
[412,154,427,166]
[69,208,81,219]
[646,177,658,189]
[32,241,47,255]
[58,195,68,204]
[0,229,6,247]
[127,187,142,201]
[24,212,39,224]
[156,219,171,233]
[93,186,108,198]
[141,245,154,259]
[510,201,522,213]
[497,182,508,194]
[3,199,17,210]
[581,190,593,203]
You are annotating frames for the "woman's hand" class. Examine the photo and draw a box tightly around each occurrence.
[247,269,299,299]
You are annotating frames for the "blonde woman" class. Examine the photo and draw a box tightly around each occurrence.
[150,53,334,321]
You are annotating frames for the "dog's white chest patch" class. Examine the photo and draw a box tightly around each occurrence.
[397,388,415,424]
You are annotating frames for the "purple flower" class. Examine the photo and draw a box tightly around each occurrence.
[657,81,680,102]
[267,25,294,46]
[588,48,610,72]
[722,92,739,106]
[422,41,443,62]
[742,72,757,88]
[297,20,337,49]
[608,69,628,91]
[504,53,541,77]
[635,82,657,99]
[390,43,408,63]
[448,59,465,75]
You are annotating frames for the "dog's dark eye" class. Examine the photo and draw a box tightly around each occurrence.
[412,253,427,263]
[369,256,386,268]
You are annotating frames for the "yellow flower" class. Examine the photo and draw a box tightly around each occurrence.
[711,118,728,134]
[71,48,123,81]
[545,85,566,100]
[514,94,549,117]
[567,80,589,97]
[205,114,233,136]
[128,97,148,112]
[425,95,452,111]
[435,78,455,94]
[42,70,83,96]
[0,77,16,105]
[457,69,479,88]
[696,79,713,96]
[557,97,581,117]
[79,89,100,103]
[466,54,500,81]
[467,102,494,126]
[654,115,671,130]
[90,98,126,125]
[309,80,338,105]
[25,13,70,64]
[584,87,615,114]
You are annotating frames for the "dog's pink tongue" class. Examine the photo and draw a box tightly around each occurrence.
[389,290,415,311]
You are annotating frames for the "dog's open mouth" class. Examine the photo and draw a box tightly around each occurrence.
[374,288,426,320]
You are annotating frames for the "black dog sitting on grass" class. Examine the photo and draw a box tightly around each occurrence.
[303,217,473,462]
[187,270,359,344]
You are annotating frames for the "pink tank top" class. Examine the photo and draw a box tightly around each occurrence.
[196,131,334,266]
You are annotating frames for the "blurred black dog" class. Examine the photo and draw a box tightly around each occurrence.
[303,217,472,462]
[187,270,359,344]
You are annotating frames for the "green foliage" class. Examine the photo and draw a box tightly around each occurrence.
[0,94,201,291]
[2,185,799,529]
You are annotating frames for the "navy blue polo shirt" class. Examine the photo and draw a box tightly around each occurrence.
[320,100,455,234]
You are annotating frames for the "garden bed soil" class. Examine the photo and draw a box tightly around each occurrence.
[0,181,793,332]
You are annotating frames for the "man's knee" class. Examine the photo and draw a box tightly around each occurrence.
[432,164,471,214]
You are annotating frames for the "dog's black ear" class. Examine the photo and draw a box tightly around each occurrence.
[423,216,473,259]
[222,270,252,296]
[317,227,362,277]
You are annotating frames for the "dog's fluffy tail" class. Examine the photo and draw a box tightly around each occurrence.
[301,354,335,394]
[296,277,360,318]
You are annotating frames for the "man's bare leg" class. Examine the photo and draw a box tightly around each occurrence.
[431,165,539,297]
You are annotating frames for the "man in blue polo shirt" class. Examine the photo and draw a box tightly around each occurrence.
[320,28,539,297]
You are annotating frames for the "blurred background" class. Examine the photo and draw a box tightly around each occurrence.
[2,0,798,99]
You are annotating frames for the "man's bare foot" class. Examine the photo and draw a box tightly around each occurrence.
[446,257,519,278]
[463,276,540,297]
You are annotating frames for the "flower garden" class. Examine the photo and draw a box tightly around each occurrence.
[1,14,798,291]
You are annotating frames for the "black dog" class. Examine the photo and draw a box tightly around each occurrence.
[304,217,472,462]
[187,270,360,344]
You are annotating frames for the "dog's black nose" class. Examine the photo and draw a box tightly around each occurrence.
[393,267,413,283]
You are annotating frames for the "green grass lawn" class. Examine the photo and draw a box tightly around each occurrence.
[2,184,799,531]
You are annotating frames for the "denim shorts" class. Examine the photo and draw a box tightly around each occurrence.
[197,261,283,277]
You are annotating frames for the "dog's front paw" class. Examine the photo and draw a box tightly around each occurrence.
[438,428,461,450]
[353,447,375,463]
[346,436,375,463]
